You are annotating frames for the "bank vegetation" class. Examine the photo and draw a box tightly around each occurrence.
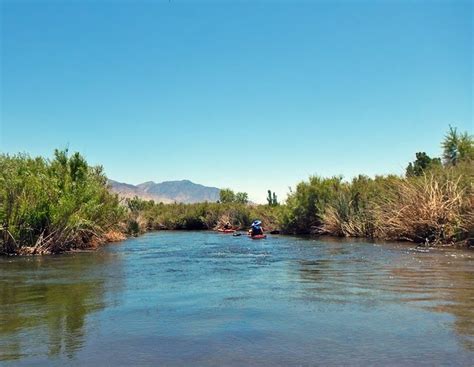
[1,126,472,255]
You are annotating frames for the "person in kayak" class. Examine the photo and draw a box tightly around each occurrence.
[217,221,234,232]
[249,220,264,237]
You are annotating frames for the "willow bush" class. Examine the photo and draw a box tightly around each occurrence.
[280,127,473,245]
[279,176,344,234]
[125,199,281,234]
[0,150,125,255]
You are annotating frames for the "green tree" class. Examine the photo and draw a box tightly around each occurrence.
[267,190,279,206]
[267,190,273,206]
[442,126,474,166]
[235,192,249,204]
[272,192,278,206]
[126,196,148,213]
[406,152,442,177]
[219,188,236,203]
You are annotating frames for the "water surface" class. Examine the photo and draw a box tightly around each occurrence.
[1,232,473,366]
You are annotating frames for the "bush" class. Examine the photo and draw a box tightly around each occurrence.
[129,199,280,232]
[280,176,344,234]
[0,150,125,254]
[375,171,473,244]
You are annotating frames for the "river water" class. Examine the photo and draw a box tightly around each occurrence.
[1,232,473,366]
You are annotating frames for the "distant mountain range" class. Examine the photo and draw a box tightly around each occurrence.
[108,179,220,204]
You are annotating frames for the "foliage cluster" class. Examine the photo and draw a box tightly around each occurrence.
[0,150,125,254]
[280,127,473,245]
[1,127,471,254]
[219,188,249,204]
[125,199,281,234]
[267,190,279,206]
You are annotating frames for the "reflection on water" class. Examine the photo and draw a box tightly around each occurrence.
[0,232,473,366]
[0,251,122,361]
[295,240,474,351]
[388,255,474,351]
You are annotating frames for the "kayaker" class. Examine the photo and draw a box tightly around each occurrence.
[217,221,233,232]
[249,220,264,237]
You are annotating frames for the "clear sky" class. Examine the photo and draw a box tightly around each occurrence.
[1,0,472,203]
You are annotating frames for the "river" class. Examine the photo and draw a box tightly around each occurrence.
[1,232,473,366]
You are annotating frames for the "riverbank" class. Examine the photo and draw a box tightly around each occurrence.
[14,230,128,256]
[1,127,473,255]
[0,149,127,255]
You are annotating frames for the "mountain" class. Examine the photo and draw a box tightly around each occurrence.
[108,179,220,204]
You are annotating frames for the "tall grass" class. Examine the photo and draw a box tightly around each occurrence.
[321,175,393,237]
[375,173,472,244]
[284,166,473,245]
[1,127,471,254]
[280,127,473,245]
[125,200,281,234]
[0,150,125,255]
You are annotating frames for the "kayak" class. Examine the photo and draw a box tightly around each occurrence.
[250,234,267,239]
[217,229,235,233]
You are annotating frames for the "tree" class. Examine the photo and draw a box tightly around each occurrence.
[235,192,249,204]
[267,190,279,206]
[442,126,474,166]
[267,190,273,206]
[272,192,278,206]
[126,196,148,213]
[405,152,441,177]
[219,188,236,203]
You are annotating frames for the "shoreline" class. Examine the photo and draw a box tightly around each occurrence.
[2,140,472,256]
[4,228,473,257]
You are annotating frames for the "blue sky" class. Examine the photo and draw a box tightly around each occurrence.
[1,0,472,203]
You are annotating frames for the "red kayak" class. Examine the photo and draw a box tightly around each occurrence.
[250,234,267,239]
[217,229,235,233]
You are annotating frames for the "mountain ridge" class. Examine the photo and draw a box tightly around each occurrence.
[108,179,220,204]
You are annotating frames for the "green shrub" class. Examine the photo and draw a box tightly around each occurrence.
[0,150,125,254]
[280,176,343,234]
